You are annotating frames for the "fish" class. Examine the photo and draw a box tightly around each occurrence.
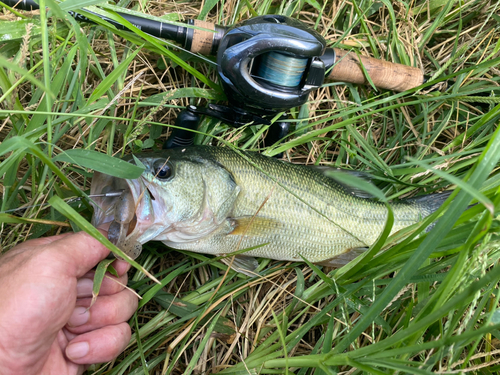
[90,146,449,275]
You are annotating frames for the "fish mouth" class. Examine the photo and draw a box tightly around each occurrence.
[90,172,156,259]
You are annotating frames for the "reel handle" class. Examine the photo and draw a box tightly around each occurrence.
[328,48,424,92]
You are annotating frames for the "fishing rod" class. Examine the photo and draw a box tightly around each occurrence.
[6,0,430,151]
[6,0,424,113]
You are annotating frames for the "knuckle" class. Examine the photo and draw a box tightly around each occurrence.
[107,324,130,355]
[129,293,139,311]
[103,297,121,323]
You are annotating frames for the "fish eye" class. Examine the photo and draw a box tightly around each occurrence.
[153,160,173,180]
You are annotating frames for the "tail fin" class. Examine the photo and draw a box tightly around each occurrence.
[405,191,452,232]
[405,191,452,215]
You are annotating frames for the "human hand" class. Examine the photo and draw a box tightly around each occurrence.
[0,231,138,375]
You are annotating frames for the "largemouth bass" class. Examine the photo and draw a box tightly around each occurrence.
[91,146,448,274]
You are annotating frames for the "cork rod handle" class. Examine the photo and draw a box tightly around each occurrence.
[189,20,217,54]
[328,48,424,92]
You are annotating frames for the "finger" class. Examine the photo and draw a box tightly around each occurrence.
[11,232,74,251]
[45,231,111,278]
[63,327,78,342]
[66,289,138,333]
[112,259,132,275]
[65,323,131,364]
[52,332,85,375]
[76,272,129,298]
[0,233,75,262]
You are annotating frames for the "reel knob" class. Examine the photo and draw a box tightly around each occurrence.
[217,15,328,115]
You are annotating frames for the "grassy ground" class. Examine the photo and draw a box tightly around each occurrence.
[1,0,500,373]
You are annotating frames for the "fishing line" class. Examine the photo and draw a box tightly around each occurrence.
[255,52,309,88]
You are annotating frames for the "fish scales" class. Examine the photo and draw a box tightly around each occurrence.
[162,147,425,261]
[91,146,448,271]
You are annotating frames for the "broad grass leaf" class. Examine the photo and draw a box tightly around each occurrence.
[90,258,115,307]
[152,289,199,316]
[52,149,144,179]
[0,19,41,41]
[411,0,459,15]
[304,0,322,12]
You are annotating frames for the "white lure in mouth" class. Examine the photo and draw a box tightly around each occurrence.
[90,172,153,259]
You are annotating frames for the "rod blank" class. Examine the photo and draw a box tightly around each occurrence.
[5,0,186,45]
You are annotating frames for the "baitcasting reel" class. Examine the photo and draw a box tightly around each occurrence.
[216,15,335,116]
[165,15,336,149]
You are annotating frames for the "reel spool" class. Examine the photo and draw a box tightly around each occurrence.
[217,15,334,115]
[256,52,309,88]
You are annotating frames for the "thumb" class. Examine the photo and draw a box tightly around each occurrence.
[46,231,111,278]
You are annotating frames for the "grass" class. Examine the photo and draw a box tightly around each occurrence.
[1,0,500,373]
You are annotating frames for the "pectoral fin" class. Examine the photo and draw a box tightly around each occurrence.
[221,255,259,276]
[315,247,367,268]
[229,216,280,236]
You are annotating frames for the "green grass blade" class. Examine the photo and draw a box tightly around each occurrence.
[52,149,144,179]
[332,117,500,355]
[138,263,189,309]
[87,47,142,104]
[408,158,494,214]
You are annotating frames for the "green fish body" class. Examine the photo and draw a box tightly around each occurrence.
[91,146,448,273]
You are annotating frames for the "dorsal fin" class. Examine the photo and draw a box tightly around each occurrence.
[311,166,376,199]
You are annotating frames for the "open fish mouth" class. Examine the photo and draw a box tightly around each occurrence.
[90,172,155,259]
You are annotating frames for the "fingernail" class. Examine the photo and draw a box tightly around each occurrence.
[76,278,93,298]
[66,341,89,360]
[67,306,90,327]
